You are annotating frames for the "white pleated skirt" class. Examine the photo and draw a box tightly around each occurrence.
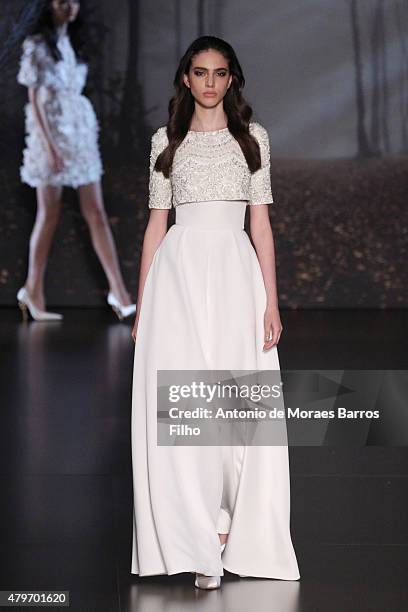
[131,200,300,579]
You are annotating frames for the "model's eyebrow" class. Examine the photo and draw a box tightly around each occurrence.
[192,66,229,71]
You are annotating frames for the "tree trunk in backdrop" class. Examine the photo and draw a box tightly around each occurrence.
[349,0,373,157]
[118,0,148,160]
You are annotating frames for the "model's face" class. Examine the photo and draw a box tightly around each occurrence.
[51,0,80,25]
[183,49,232,107]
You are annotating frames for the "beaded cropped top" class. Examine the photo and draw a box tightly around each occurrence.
[148,121,274,209]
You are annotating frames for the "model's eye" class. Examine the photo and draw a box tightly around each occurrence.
[194,70,205,77]
[217,72,227,77]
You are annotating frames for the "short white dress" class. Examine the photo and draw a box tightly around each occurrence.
[17,33,103,188]
[131,122,300,580]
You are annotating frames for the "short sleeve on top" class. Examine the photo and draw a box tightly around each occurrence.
[17,36,47,88]
[248,122,274,206]
[148,127,173,209]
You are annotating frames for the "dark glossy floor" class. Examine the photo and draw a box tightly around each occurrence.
[0,307,407,611]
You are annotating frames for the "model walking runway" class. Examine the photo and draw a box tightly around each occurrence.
[130,35,300,589]
[13,0,135,321]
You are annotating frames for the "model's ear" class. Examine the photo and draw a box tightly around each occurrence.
[227,74,232,89]
[183,74,190,89]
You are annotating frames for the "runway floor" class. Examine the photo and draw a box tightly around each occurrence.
[0,307,407,611]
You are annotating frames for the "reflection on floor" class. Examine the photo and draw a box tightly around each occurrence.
[0,308,407,611]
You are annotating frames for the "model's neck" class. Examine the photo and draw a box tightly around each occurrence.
[189,108,228,133]
[54,21,68,40]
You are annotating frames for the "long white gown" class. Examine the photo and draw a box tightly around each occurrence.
[131,124,300,580]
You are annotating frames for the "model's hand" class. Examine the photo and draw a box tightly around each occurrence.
[131,313,140,343]
[263,305,283,351]
[47,144,64,173]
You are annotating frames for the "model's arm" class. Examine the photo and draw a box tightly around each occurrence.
[18,38,62,170]
[249,204,283,350]
[132,209,169,340]
[28,86,63,172]
[28,86,52,147]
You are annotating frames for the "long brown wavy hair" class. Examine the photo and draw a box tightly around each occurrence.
[155,36,262,178]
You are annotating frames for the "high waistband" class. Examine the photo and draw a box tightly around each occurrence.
[175,200,247,230]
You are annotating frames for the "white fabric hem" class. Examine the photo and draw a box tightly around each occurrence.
[20,169,104,189]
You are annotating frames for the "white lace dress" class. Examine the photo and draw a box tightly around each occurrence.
[17,33,103,188]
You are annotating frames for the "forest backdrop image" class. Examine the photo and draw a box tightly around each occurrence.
[0,0,407,308]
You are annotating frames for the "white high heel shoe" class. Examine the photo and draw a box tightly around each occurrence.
[107,292,136,321]
[17,287,63,322]
[194,542,226,590]
[194,574,221,590]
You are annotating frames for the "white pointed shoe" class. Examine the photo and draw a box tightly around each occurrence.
[17,287,63,322]
[194,542,225,590]
[107,292,136,321]
[194,574,221,590]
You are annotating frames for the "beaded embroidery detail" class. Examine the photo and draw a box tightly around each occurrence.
[148,122,274,209]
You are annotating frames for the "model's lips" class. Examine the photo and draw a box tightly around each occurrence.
[203,92,217,97]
